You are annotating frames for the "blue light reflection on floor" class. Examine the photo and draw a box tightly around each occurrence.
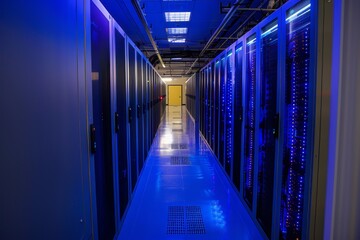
[118,106,263,240]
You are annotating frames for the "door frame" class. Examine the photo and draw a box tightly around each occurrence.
[167,84,183,106]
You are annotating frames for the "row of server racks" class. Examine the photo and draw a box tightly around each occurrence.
[90,1,166,239]
[196,0,317,239]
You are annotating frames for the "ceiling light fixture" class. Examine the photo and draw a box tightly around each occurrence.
[165,12,191,22]
[168,38,186,43]
[166,28,188,34]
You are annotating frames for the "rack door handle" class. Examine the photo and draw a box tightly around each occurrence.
[90,124,96,154]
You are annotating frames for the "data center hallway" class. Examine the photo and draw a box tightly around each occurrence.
[118,106,262,240]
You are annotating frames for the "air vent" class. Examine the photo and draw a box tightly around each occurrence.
[167,206,205,235]
[172,129,183,132]
[171,144,188,149]
[170,156,190,165]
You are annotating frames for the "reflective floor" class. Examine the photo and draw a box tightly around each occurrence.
[118,106,263,240]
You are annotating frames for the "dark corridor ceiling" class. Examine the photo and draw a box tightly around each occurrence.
[100,0,287,81]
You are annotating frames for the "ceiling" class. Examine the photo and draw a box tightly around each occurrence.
[101,0,286,82]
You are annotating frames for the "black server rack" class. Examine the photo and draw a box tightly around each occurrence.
[136,53,144,175]
[256,19,279,238]
[243,34,257,209]
[219,56,226,166]
[204,69,209,142]
[225,50,234,176]
[210,63,215,150]
[279,1,312,239]
[214,61,220,158]
[114,29,129,220]
[233,43,243,191]
[128,45,138,192]
[90,2,115,238]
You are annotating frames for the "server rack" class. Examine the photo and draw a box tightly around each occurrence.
[90,2,116,238]
[243,33,257,210]
[279,1,314,239]
[198,0,317,238]
[114,23,129,221]
[219,55,226,167]
[233,43,244,191]
[256,14,280,238]
[214,61,220,158]
[225,49,234,177]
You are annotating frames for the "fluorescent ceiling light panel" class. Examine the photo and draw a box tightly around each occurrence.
[165,12,191,22]
[162,77,173,81]
[168,38,186,43]
[166,28,188,34]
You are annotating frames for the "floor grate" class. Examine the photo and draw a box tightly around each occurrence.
[171,144,188,149]
[167,206,206,235]
[172,129,183,132]
[170,156,191,165]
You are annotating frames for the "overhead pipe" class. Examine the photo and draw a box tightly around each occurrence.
[131,0,166,68]
[186,0,244,74]
[217,0,270,50]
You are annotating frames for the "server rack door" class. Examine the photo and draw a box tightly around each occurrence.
[143,60,148,158]
[225,50,234,176]
[219,57,226,166]
[207,66,214,148]
[279,1,312,239]
[128,45,138,191]
[214,62,220,158]
[233,44,243,191]
[210,64,215,150]
[243,34,257,209]
[90,3,115,239]
[114,30,129,220]
[207,68,212,143]
[205,68,210,143]
[256,19,279,238]
[200,72,204,135]
[136,53,144,174]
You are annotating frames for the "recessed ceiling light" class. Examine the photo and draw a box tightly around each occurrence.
[165,12,191,22]
[171,58,183,60]
[168,38,186,43]
[166,28,188,34]
[162,77,173,81]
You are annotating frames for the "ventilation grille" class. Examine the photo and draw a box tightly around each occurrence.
[167,206,206,235]
[170,156,190,165]
[171,143,188,149]
[172,129,183,132]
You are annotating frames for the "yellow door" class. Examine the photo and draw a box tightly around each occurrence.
[168,85,182,106]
